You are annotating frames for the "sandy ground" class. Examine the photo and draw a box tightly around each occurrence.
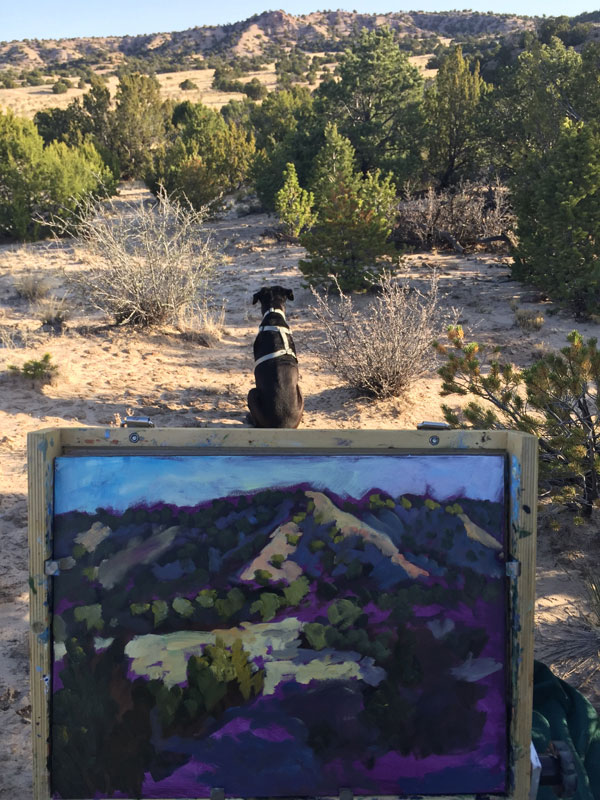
[1,183,599,797]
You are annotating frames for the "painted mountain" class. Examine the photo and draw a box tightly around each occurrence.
[51,454,508,799]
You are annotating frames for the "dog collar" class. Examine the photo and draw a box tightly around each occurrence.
[261,307,286,324]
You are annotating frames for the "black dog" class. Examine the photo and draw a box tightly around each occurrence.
[247,286,304,428]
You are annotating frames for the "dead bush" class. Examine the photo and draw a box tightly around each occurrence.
[13,273,51,301]
[52,188,218,327]
[311,272,448,399]
[393,181,515,252]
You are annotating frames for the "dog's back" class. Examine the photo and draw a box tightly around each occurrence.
[247,287,304,429]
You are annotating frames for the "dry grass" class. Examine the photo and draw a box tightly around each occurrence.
[176,298,227,346]
[585,571,600,627]
[515,307,545,331]
[34,294,72,330]
[13,272,51,301]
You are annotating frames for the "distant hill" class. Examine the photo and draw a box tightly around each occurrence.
[0,9,538,73]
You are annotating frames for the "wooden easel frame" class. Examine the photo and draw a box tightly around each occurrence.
[28,427,537,800]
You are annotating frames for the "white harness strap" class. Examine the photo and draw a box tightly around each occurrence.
[255,308,297,368]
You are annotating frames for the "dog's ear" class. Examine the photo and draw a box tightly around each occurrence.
[252,291,262,305]
[286,289,294,301]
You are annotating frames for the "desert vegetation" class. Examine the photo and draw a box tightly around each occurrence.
[1,20,599,317]
[1,11,600,795]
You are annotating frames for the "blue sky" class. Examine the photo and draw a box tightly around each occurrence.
[54,454,505,514]
[2,1,597,42]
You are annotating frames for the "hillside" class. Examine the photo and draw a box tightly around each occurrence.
[0,9,537,73]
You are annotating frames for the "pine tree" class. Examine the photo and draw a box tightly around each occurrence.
[424,46,487,188]
[0,109,114,241]
[110,73,170,179]
[275,162,316,239]
[511,121,600,317]
[152,104,255,210]
[315,26,424,181]
[299,124,397,291]
[435,327,600,518]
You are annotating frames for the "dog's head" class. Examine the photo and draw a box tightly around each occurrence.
[252,285,294,314]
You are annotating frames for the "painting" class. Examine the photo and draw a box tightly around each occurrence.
[51,452,509,799]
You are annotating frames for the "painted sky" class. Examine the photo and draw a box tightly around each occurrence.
[3,0,595,42]
[54,454,505,514]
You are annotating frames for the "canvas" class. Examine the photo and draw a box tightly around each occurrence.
[50,452,509,799]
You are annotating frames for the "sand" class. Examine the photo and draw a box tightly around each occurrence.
[0,183,599,797]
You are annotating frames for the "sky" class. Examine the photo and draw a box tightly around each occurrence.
[1,0,597,42]
[54,454,505,513]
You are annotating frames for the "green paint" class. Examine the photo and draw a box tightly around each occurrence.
[29,577,37,595]
[304,622,328,650]
[253,569,273,585]
[283,576,310,606]
[250,592,283,622]
[73,604,103,631]
[215,587,245,618]
[172,597,194,617]
[327,598,362,630]
[130,602,151,615]
[195,589,217,608]
[152,600,169,625]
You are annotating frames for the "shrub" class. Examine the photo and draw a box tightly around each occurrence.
[274,162,316,239]
[511,122,600,318]
[393,182,515,251]
[435,327,600,518]
[179,79,198,91]
[8,352,57,382]
[299,124,398,291]
[52,81,69,94]
[0,110,116,241]
[243,78,267,100]
[110,72,171,179]
[514,308,545,331]
[57,188,218,327]
[310,271,444,399]
[153,105,255,211]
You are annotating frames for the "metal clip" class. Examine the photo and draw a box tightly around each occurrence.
[120,416,155,428]
[506,560,521,579]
